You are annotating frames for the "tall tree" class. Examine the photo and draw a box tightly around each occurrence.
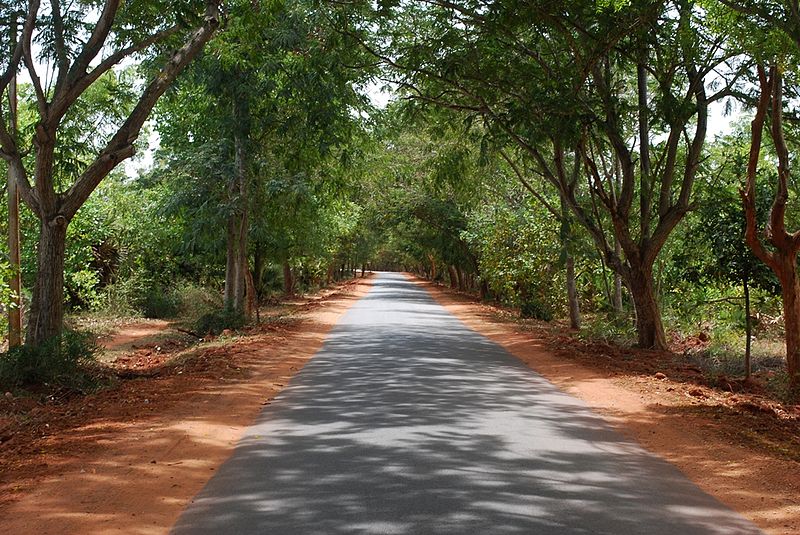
[354,0,740,348]
[741,65,800,384]
[0,0,221,345]
[154,0,371,312]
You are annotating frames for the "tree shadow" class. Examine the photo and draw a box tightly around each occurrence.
[172,274,762,535]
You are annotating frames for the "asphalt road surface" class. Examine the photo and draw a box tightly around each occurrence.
[172,272,763,535]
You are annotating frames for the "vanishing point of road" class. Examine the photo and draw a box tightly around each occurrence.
[172,272,763,535]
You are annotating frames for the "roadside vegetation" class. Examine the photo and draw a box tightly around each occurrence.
[0,0,799,412]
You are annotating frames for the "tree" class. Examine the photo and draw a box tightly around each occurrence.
[352,0,739,348]
[0,0,221,345]
[154,0,371,310]
[741,65,800,384]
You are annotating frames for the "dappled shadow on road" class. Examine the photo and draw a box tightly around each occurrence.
[0,280,373,535]
[173,274,761,535]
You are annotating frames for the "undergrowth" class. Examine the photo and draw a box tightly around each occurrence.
[0,330,106,395]
[195,308,246,336]
[578,314,637,346]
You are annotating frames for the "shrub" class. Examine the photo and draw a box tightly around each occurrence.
[139,287,181,319]
[0,330,102,392]
[175,282,220,322]
[194,308,245,336]
[520,299,554,321]
[579,314,637,346]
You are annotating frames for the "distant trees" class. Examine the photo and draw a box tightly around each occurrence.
[353,0,742,349]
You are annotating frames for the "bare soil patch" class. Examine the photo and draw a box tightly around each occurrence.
[415,276,800,535]
[0,276,373,535]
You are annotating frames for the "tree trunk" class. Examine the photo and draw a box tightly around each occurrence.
[566,255,580,329]
[283,261,294,296]
[561,197,580,329]
[245,266,257,322]
[457,266,465,291]
[479,279,489,300]
[223,208,247,315]
[613,241,624,314]
[627,263,668,350]
[7,59,21,348]
[743,274,752,380]
[224,216,237,308]
[224,93,249,317]
[779,264,800,384]
[448,265,458,288]
[26,217,67,346]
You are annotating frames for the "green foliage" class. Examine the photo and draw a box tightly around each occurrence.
[520,300,554,322]
[0,260,19,313]
[579,315,638,346]
[0,330,102,392]
[195,308,246,336]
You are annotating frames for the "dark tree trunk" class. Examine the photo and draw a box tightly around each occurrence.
[245,266,257,321]
[224,209,247,314]
[566,255,580,329]
[283,261,294,296]
[561,197,580,329]
[479,279,489,300]
[448,265,458,289]
[613,241,624,314]
[744,274,752,380]
[627,262,667,350]
[224,217,237,308]
[779,259,800,383]
[26,217,67,346]
[253,242,264,301]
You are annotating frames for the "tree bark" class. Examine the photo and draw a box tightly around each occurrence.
[561,197,580,329]
[7,35,22,347]
[447,265,458,288]
[566,255,580,329]
[777,256,800,382]
[283,261,294,296]
[223,216,237,307]
[613,241,624,314]
[743,274,752,380]
[25,217,67,345]
[479,279,489,299]
[627,262,667,349]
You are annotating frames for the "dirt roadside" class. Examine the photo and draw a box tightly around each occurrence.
[0,276,373,535]
[415,276,799,535]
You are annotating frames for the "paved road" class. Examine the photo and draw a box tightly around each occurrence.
[172,272,763,535]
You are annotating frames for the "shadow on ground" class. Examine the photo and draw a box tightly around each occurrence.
[172,274,762,535]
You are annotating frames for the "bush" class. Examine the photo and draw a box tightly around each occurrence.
[174,282,220,321]
[520,299,553,321]
[579,314,637,346]
[139,287,181,319]
[0,330,102,392]
[194,308,245,336]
